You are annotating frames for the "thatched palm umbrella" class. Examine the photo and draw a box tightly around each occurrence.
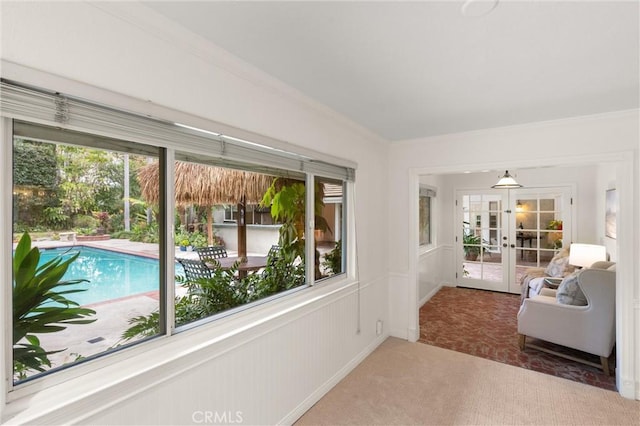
[138,161,274,259]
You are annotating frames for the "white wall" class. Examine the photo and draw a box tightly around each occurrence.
[214,224,280,255]
[1,2,389,423]
[596,163,619,261]
[389,110,640,398]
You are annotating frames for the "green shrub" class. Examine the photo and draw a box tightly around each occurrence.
[42,207,69,230]
[122,263,245,339]
[189,231,207,248]
[12,232,95,379]
[108,212,125,233]
[74,227,94,236]
[130,221,159,243]
[249,250,306,299]
[73,214,98,229]
[122,253,306,341]
[322,240,342,275]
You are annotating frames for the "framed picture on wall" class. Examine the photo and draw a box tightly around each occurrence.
[605,188,617,239]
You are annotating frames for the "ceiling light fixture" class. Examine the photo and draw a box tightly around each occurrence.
[491,170,523,189]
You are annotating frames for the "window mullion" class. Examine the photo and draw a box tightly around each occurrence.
[341,181,348,275]
[306,173,315,286]
[1,118,13,397]
[163,148,176,335]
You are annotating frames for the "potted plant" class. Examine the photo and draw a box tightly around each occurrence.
[547,220,563,249]
[547,220,563,230]
[175,229,191,251]
[463,233,482,261]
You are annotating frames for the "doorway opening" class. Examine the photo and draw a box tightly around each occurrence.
[410,158,634,398]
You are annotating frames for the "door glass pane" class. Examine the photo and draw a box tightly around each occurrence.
[514,193,566,283]
[462,194,502,283]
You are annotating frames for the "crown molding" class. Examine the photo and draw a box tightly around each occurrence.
[394,109,640,145]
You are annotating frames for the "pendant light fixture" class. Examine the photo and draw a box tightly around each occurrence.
[491,170,523,188]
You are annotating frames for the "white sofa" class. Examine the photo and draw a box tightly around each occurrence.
[517,261,616,375]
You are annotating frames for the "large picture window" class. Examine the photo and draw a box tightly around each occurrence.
[12,125,162,384]
[2,81,354,389]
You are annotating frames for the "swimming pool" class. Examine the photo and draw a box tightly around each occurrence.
[37,246,182,306]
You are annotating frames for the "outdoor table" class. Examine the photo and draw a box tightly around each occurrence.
[207,256,269,279]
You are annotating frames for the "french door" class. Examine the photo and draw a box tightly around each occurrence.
[456,187,572,294]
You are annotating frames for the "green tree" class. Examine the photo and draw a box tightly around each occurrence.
[261,178,329,279]
[13,139,60,229]
[57,145,121,215]
[13,139,58,188]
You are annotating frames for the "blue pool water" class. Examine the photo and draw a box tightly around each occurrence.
[36,247,182,306]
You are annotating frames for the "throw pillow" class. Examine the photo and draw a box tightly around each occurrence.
[556,270,587,306]
[544,249,574,277]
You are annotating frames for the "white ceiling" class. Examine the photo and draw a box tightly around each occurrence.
[145,1,639,141]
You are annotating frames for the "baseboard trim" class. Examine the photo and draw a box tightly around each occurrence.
[279,333,388,424]
[419,284,442,307]
[388,327,408,340]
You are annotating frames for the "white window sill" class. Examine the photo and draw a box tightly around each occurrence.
[418,244,437,256]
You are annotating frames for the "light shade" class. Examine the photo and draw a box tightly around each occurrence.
[569,243,607,268]
[491,170,523,188]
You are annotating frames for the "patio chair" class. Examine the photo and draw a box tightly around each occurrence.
[196,245,228,263]
[268,244,280,257]
[177,258,213,282]
[266,244,281,266]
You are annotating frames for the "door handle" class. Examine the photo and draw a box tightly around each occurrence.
[510,244,516,248]
[502,243,507,247]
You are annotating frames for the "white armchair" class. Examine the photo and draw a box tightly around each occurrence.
[517,262,616,375]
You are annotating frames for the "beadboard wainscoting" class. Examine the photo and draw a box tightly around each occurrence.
[418,245,454,306]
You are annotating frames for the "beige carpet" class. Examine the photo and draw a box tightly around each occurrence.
[296,338,639,425]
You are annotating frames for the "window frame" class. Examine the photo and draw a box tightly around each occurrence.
[418,185,436,251]
[1,80,356,399]
[223,204,273,225]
